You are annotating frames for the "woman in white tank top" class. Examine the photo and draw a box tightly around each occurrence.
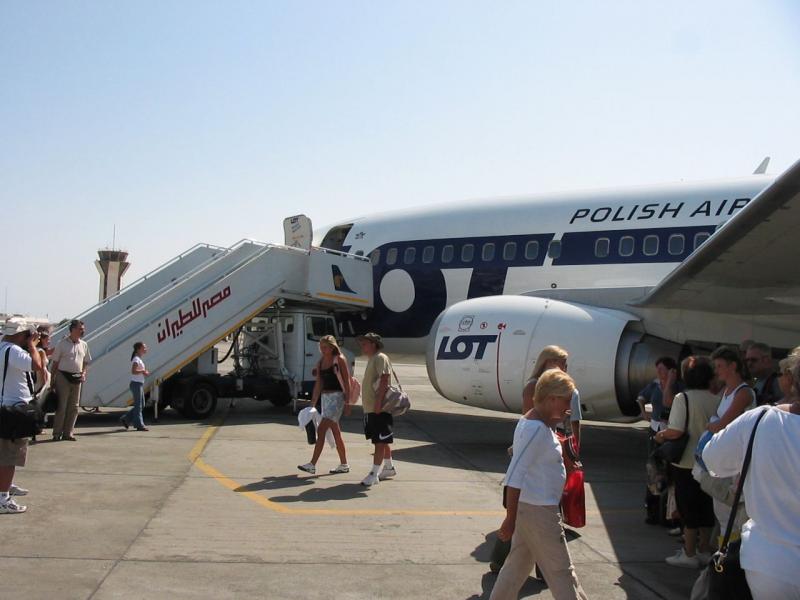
[709,346,755,434]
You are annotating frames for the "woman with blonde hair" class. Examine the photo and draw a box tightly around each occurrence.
[522,346,582,447]
[490,369,588,600]
[298,335,351,475]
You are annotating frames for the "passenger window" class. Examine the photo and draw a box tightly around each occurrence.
[524,240,539,260]
[643,235,659,256]
[422,245,435,264]
[548,240,562,259]
[386,248,397,266]
[668,234,684,256]
[482,243,495,262]
[369,249,381,265]
[594,238,610,258]
[403,247,416,265]
[306,316,336,341]
[694,232,711,249]
[441,244,454,264]
[619,236,635,257]
[503,242,517,261]
[461,244,474,263]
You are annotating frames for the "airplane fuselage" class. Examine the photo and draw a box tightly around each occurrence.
[319,176,773,354]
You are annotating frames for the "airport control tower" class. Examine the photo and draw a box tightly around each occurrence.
[95,249,130,301]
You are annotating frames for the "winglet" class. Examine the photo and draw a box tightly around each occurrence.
[754,156,770,175]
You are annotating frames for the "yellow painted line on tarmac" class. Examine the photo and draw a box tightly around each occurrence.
[187,421,504,517]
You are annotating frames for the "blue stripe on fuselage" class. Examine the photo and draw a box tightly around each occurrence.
[339,226,715,339]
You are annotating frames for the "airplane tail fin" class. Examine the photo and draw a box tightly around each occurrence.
[753,156,770,175]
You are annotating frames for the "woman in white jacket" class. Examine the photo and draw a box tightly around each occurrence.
[702,351,800,600]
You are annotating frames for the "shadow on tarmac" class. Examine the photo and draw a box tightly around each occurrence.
[234,474,326,493]
[269,482,369,503]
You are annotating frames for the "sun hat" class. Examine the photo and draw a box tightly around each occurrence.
[2,317,37,337]
[357,332,384,349]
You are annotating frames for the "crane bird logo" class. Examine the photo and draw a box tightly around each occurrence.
[331,265,356,294]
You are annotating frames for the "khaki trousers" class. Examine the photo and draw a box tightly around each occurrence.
[490,503,588,600]
[53,372,82,438]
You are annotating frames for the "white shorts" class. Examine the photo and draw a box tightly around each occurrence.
[320,392,345,423]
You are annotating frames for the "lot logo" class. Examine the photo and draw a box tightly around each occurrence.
[437,335,498,360]
[458,315,474,332]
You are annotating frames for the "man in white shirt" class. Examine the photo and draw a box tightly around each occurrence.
[1,318,44,514]
[50,319,91,441]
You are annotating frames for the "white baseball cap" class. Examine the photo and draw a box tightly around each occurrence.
[2,317,37,337]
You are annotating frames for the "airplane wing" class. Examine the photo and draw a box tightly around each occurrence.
[634,158,800,314]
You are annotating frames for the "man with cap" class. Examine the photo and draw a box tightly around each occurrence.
[0,318,45,514]
[50,319,92,441]
[357,332,397,486]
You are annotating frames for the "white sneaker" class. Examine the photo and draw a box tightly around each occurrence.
[329,464,350,474]
[297,463,316,474]
[361,472,380,487]
[0,498,27,514]
[379,466,397,480]
[9,484,28,496]
[665,549,700,568]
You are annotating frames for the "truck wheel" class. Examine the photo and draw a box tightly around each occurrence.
[268,395,292,407]
[185,383,218,419]
[268,383,292,407]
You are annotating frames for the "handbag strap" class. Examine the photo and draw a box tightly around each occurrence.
[1,346,10,399]
[391,368,402,391]
[679,391,689,432]
[716,407,769,569]
[505,422,544,484]
[332,357,348,392]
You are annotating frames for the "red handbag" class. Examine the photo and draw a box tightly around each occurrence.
[561,467,586,528]
[557,432,585,528]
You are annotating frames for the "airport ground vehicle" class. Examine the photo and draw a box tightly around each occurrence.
[161,306,351,418]
[49,218,373,420]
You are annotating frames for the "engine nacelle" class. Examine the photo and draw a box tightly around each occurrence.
[426,296,681,421]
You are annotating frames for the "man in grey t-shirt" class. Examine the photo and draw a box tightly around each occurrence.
[50,319,91,441]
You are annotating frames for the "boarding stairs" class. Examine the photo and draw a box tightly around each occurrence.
[72,241,372,408]
[50,243,227,342]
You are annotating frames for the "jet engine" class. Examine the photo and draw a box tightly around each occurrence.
[425,295,681,421]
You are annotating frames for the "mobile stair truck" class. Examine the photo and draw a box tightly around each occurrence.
[57,216,373,420]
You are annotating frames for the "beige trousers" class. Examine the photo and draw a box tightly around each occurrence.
[490,503,588,600]
[53,372,82,438]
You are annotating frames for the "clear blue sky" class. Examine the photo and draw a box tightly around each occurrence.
[2,1,799,319]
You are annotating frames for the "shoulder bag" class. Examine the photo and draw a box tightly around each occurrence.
[0,347,43,440]
[690,407,768,600]
[381,369,411,417]
[651,392,690,464]
[332,359,361,405]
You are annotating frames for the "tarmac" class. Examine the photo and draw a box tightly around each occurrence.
[3,362,697,599]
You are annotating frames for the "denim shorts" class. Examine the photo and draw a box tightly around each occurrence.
[320,392,345,422]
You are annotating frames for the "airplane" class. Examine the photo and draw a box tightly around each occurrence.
[315,157,800,421]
